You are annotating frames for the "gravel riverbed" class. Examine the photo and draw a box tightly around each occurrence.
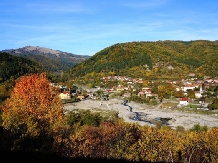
[64,98,218,129]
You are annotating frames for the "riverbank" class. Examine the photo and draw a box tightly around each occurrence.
[64,98,218,129]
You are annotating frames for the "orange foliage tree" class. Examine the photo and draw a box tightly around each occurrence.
[1,73,66,137]
[52,119,218,162]
[67,121,125,158]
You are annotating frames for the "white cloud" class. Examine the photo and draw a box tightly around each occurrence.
[24,2,91,14]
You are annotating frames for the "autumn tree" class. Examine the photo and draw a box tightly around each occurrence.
[142,80,149,87]
[187,89,195,99]
[1,73,66,137]
[174,90,185,98]
[208,98,218,110]
[203,127,218,162]
[66,110,102,127]
[157,83,175,102]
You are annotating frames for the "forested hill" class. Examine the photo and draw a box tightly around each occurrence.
[68,40,218,79]
[0,52,43,83]
[2,46,90,73]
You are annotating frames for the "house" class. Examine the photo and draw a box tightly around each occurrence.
[175,86,182,91]
[151,94,158,99]
[179,98,189,105]
[204,83,211,89]
[77,95,85,100]
[142,87,150,91]
[144,89,152,98]
[183,84,199,92]
[188,73,195,77]
[106,89,113,92]
[167,65,174,70]
[116,85,125,92]
[195,91,202,98]
[138,91,145,97]
[59,91,71,99]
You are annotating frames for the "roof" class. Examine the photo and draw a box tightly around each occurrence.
[180,98,188,101]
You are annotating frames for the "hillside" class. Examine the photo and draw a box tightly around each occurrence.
[68,40,218,80]
[0,52,43,102]
[0,52,43,83]
[2,46,90,73]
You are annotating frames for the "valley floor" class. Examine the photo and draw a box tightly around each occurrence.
[64,98,218,129]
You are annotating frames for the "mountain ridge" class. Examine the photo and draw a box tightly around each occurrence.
[1,46,90,73]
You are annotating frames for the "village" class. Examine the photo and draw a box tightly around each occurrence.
[59,73,218,129]
[55,72,218,114]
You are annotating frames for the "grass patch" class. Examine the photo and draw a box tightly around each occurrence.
[161,102,178,109]
[92,108,119,121]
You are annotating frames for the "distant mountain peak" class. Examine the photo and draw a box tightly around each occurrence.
[23,46,61,55]
[1,46,90,73]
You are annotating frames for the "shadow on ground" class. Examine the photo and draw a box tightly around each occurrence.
[0,150,165,163]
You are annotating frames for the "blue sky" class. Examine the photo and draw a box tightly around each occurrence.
[0,0,218,56]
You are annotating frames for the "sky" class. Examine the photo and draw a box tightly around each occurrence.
[0,0,218,56]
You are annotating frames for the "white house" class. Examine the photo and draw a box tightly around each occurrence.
[195,91,202,98]
[179,98,189,105]
[183,84,198,92]
[59,91,71,99]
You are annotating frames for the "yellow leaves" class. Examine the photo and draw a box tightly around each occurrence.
[145,71,151,77]
[143,80,149,87]
[25,117,40,137]
[154,67,159,73]
[202,128,218,163]
[50,119,218,162]
[0,84,7,97]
